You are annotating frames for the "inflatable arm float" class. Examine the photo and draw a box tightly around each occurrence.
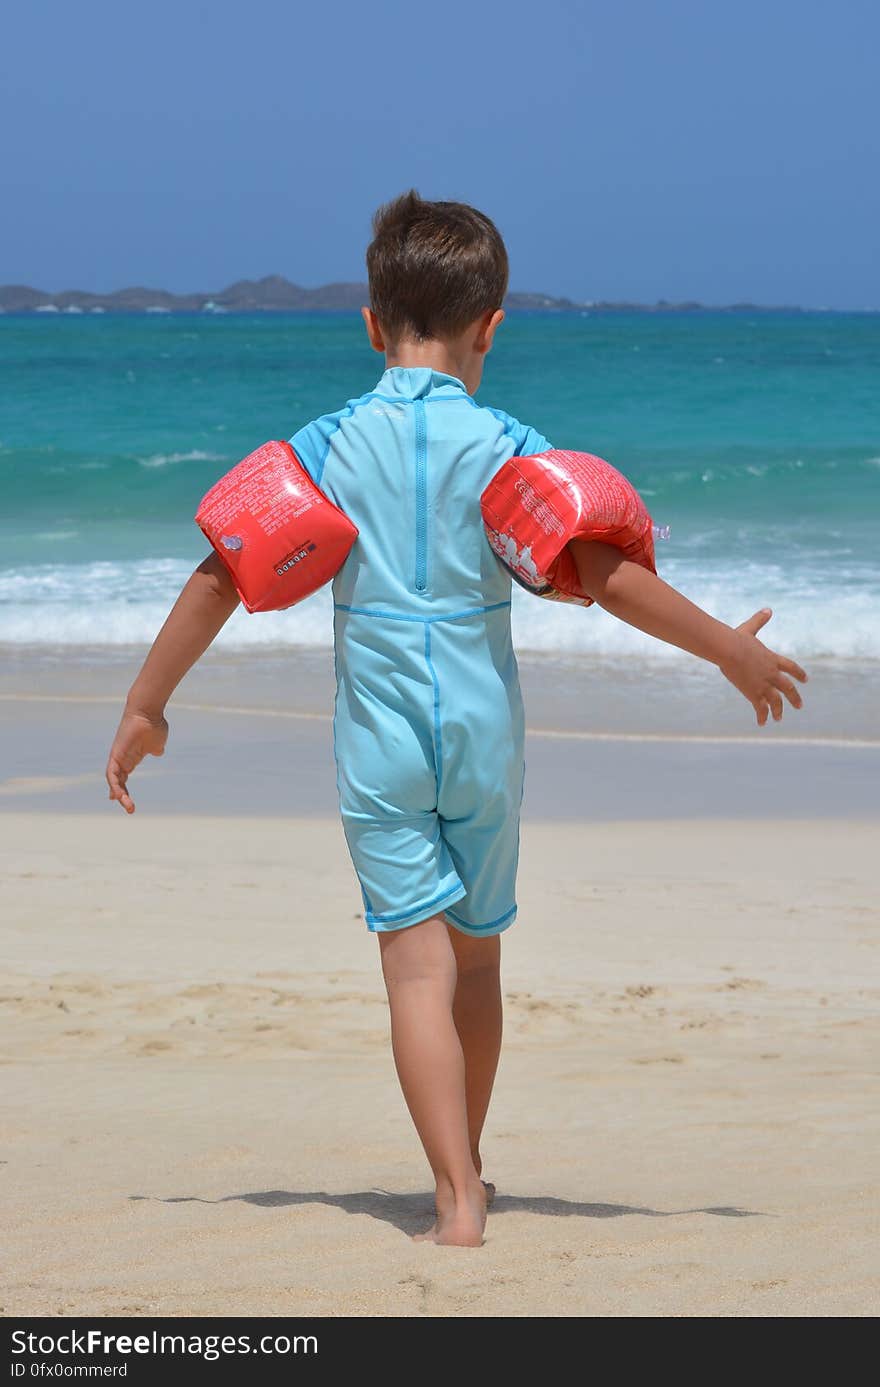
[195,440,358,612]
[481,449,658,605]
[195,441,659,613]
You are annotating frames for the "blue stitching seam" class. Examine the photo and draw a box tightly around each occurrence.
[367,882,463,925]
[313,400,355,486]
[457,397,540,455]
[333,601,511,624]
[414,398,428,592]
[307,392,407,484]
[487,405,528,454]
[425,624,442,793]
[446,904,517,932]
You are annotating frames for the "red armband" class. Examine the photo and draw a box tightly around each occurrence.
[481,449,657,605]
[195,440,358,612]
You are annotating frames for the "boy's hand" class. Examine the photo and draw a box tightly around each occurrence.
[105,707,169,814]
[719,609,808,726]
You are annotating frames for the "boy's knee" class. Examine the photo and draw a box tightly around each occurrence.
[448,927,500,976]
[378,914,455,986]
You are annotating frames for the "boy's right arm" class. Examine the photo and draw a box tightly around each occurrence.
[569,539,807,725]
[105,552,240,813]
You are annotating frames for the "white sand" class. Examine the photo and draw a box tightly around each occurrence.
[2,812,877,1317]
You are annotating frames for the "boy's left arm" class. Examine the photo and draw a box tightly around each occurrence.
[570,540,807,726]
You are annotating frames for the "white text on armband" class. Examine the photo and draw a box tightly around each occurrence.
[514,478,565,537]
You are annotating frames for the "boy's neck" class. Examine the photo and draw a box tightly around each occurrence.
[383,341,480,394]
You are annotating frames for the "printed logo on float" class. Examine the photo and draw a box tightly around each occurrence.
[274,542,317,576]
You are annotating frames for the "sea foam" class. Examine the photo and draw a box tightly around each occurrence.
[0,556,877,662]
[137,449,226,469]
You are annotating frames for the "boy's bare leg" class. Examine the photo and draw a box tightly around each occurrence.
[448,927,502,1200]
[378,915,487,1246]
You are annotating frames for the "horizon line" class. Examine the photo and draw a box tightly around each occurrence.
[1,275,876,315]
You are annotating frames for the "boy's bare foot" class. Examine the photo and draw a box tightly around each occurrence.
[414,1178,487,1247]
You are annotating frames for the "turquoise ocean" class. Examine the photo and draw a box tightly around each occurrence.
[1,312,877,663]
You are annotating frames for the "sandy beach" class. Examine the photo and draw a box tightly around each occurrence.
[2,649,878,1317]
[4,0,880,1323]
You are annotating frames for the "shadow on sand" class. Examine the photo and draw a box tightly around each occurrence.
[130,1189,762,1237]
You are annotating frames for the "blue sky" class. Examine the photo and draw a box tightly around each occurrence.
[3,0,876,307]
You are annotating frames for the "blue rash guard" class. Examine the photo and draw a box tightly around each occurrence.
[290,366,552,937]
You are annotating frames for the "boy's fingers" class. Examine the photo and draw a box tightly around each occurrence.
[106,758,135,812]
[779,655,808,682]
[773,673,803,708]
[741,608,772,636]
[768,689,784,722]
[755,699,769,726]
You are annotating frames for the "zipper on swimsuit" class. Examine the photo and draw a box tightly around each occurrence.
[414,397,428,592]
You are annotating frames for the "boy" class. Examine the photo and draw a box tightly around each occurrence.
[106,190,807,1247]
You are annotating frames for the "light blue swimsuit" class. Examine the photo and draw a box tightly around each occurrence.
[290,367,551,937]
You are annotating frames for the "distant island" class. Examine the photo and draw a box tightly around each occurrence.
[0,275,808,315]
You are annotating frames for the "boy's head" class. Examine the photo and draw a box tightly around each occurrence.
[363,190,508,392]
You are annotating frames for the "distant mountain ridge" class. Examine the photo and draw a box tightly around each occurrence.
[0,275,805,315]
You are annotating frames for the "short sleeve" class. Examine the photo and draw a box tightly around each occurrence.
[288,410,348,486]
[488,408,553,458]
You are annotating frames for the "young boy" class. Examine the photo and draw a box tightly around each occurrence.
[106,190,807,1247]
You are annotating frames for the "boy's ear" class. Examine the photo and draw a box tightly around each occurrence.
[475,308,505,355]
[361,306,386,353]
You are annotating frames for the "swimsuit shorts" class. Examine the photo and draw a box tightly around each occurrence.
[334,602,525,935]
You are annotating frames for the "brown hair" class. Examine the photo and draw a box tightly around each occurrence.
[366,189,509,342]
